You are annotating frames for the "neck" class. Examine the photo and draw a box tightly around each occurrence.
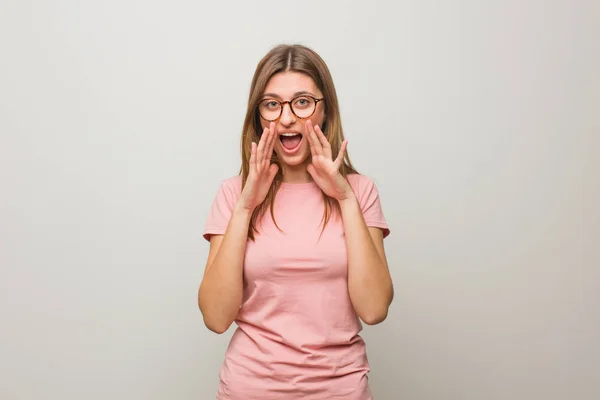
[281,163,312,184]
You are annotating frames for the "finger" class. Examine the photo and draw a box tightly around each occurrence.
[306,163,316,179]
[334,139,348,169]
[305,120,322,156]
[259,124,276,172]
[267,121,277,160]
[304,120,316,155]
[314,125,330,148]
[249,142,257,168]
[256,126,268,161]
[267,163,279,183]
[263,123,276,161]
[314,125,331,158]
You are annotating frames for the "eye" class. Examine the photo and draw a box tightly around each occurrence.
[293,96,313,108]
[262,100,280,109]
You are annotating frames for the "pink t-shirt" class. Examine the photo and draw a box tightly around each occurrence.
[203,174,390,400]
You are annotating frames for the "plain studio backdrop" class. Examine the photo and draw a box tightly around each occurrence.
[1,1,598,399]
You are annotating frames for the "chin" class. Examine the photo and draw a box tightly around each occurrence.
[277,154,309,168]
[275,145,310,168]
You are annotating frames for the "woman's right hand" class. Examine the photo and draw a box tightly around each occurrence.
[237,122,279,212]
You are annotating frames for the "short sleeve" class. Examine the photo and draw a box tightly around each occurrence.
[349,174,390,238]
[203,177,242,241]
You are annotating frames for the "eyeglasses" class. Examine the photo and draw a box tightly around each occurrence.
[258,95,324,122]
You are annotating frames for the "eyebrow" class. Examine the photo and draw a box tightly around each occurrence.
[262,91,317,99]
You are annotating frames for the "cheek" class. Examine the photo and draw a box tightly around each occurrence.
[310,110,326,128]
[301,135,311,153]
[259,119,268,131]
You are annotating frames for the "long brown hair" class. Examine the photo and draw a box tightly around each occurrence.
[240,44,358,240]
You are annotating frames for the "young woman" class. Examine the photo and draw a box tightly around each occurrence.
[198,44,393,400]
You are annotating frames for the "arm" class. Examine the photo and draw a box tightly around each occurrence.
[198,203,252,334]
[198,122,279,334]
[303,121,393,325]
[339,194,393,325]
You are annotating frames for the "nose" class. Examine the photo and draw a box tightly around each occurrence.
[279,102,296,126]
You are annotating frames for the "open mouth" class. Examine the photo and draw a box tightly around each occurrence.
[279,132,303,152]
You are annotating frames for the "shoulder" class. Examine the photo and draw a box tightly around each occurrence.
[219,175,243,193]
[346,173,379,195]
[211,175,243,205]
[346,173,386,212]
[346,173,389,235]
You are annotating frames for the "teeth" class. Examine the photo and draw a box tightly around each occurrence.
[280,132,301,137]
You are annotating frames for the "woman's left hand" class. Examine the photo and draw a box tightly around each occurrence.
[305,120,354,202]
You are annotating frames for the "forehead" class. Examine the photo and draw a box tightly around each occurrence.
[263,71,320,98]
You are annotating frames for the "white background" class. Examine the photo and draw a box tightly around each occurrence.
[1,1,598,399]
